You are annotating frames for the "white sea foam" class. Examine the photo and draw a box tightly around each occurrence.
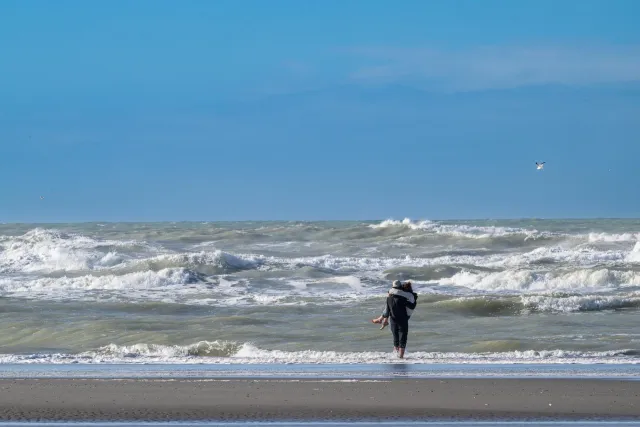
[122,250,264,274]
[0,268,199,301]
[588,232,640,242]
[0,266,375,305]
[3,266,637,309]
[492,245,628,268]
[0,228,146,273]
[372,219,640,245]
[370,218,551,240]
[522,293,640,313]
[1,226,640,306]
[1,227,636,277]
[437,268,640,292]
[2,250,639,305]
[0,341,635,365]
[626,242,640,262]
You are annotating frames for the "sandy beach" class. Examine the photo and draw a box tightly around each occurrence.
[0,378,638,421]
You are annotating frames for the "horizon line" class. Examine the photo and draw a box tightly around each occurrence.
[1,217,640,225]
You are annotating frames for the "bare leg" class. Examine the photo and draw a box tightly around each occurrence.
[398,348,405,358]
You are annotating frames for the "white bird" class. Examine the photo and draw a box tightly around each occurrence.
[536,162,545,170]
[40,196,44,200]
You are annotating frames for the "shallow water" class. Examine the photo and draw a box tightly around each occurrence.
[0,363,639,379]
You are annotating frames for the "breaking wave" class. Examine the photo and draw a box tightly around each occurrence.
[2,223,640,309]
[371,218,640,245]
[369,218,555,241]
[436,268,640,292]
[0,228,144,274]
[522,293,640,312]
[0,341,637,365]
[432,293,640,314]
[120,251,264,275]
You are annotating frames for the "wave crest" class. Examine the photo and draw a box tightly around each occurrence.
[0,342,636,365]
[123,250,263,275]
[94,340,242,359]
[370,218,551,241]
[0,228,140,273]
[0,268,199,299]
[522,293,640,313]
[437,268,640,292]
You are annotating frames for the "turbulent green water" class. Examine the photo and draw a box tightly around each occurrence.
[1,219,639,364]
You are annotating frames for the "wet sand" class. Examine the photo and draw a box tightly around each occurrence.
[0,378,638,421]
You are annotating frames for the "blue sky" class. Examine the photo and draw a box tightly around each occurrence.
[1,0,639,222]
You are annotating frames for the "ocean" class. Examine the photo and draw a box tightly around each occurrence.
[1,219,639,366]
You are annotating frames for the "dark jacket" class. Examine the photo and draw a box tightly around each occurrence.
[386,292,417,324]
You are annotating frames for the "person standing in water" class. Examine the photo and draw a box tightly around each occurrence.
[384,280,417,358]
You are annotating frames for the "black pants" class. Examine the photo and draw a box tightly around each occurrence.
[389,318,409,349]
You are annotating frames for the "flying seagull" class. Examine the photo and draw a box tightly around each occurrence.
[536,162,545,170]
[40,196,44,200]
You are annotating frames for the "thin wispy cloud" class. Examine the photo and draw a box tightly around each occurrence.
[340,45,640,91]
